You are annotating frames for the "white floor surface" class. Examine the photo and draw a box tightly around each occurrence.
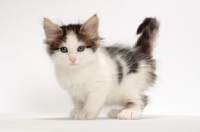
[0,114,200,132]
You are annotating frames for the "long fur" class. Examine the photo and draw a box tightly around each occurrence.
[43,16,159,120]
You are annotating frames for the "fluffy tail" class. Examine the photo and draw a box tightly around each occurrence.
[135,18,159,55]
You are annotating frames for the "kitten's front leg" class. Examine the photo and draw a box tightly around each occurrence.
[74,93,106,120]
[70,97,84,118]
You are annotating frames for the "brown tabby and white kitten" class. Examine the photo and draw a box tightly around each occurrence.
[43,15,159,120]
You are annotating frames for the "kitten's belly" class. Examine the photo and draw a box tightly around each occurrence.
[105,86,125,106]
[106,96,123,106]
[105,73,147,106]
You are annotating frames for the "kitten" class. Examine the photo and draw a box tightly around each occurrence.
[43,15,159,120]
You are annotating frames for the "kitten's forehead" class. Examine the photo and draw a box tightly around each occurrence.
[65,32,79,46]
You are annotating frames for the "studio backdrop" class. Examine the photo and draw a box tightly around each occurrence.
[0,0,200,116]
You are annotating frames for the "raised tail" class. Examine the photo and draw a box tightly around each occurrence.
[135,18,159,55]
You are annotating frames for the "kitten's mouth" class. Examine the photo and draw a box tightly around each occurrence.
[70,63,77,66]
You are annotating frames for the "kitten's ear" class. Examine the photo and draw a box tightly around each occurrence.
[43,18,62,41]
[80,15,99,39]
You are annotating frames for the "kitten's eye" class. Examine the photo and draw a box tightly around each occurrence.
[60,47,68,53]
[77,45,85,52]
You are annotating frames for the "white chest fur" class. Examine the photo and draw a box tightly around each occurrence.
[55,65,96,101]
[54,51,116,102]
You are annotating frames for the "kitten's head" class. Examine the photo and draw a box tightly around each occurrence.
[43,15,100,68]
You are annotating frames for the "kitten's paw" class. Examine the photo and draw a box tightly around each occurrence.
[74,110,96,120]
[117,109,142,120]
[70,109,80,119]
[107,109,122,118]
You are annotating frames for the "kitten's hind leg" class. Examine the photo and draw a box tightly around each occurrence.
[107,108,124,118]
[117,102,143,120]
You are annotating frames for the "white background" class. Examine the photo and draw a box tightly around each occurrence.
[0,0,200,116]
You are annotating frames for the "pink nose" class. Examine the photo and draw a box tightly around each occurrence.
[69,58,76,63]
